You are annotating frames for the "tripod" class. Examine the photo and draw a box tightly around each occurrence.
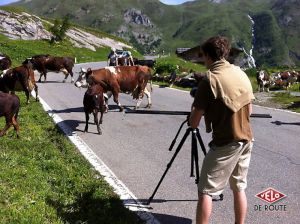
[124,109,270,205]
[147,119,211,205]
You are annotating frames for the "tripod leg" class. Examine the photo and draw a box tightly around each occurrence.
[147,128,191,205]
[192,130,200,184]
[190,129,196,177]
[196,129,207,156]
[169,119,188,151]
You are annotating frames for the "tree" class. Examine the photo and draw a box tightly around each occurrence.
[50,16,70,43]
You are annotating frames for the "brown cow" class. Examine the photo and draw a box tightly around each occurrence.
[0,61,38,104]
[27,55,75,83]
[273,71,298,89]
[75,66,152,111]
[0,92,20,138]
[0,54,12,71]
[83,84,106,135]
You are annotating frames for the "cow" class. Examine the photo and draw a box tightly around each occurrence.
[0,54,12,71]
[27,55,75,83]
[176,72,205,88]
[290,70,300,83]
[75,66,152,111]
[0,61,38,104]
[83,84,106,135]
[0,92,20,138]
[273,71,298,90]
[256,70,271,92]
[133,58,156,68]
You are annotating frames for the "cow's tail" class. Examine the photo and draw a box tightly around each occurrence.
[148,72,153,92]
[28,80,34,92]
[149,79,153,92]
[24,64,35,91]
[13,96,20,120]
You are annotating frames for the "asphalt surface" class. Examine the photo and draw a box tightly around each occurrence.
[35,62,300,224]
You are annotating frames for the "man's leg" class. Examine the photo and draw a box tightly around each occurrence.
[196,193,212,224]
[233,190,247,224]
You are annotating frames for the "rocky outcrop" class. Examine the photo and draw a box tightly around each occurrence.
[116,8,160,53]
[66,28,130,51]
[0,10,131,51]
[123,9,154,27]
[0,10,51,40]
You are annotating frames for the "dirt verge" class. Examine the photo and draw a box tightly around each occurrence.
[253,92,283,109]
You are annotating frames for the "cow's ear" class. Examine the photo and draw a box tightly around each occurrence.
[87,68,92,72]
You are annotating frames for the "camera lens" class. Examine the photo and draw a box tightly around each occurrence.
[190,87,198,98]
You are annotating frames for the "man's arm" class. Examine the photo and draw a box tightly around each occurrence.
[189,107,205,129]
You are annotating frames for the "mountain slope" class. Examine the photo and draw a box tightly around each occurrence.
[10,0,300,66]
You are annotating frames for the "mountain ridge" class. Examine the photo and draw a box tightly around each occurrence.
[8,0,300,67]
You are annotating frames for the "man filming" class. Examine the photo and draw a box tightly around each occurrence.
[189,36,255,224]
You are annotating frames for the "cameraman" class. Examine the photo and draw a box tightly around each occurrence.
[189,36,254,224]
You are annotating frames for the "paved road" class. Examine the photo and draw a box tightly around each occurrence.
[35,62,300,224]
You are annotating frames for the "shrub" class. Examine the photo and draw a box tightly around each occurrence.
[154,61,177,74]
[50,16,70,43]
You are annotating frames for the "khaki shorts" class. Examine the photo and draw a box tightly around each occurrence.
[198,141,253,196]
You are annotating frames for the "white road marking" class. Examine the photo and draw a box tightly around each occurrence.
[37,96,160,224]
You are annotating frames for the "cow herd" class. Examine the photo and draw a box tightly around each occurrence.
[256,70,300,92]
[0,53,154,137]
[1,51,299,138]
[0,53,76,137]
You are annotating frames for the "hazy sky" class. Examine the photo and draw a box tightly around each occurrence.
[0,0,19,6]
[0,0,194,6]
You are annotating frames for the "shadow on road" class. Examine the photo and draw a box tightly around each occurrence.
[271,120,300,126]
[55,119,85,135]
[49,107,84,114]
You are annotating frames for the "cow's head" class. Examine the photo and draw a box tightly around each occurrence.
[23,57,40,70]
[75,67,93,88]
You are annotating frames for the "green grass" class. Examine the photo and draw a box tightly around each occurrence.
[0,94,143,224]
[244,68,259,92]
[156,55,206,73]
[0,34,112,67]
[272,92,300,113]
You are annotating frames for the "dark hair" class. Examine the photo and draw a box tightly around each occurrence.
[201,36,231,61]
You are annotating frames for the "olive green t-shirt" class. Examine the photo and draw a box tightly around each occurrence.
[193,79,253,146]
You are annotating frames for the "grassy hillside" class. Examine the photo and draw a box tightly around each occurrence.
[0,34,110,67]
[0,6,144,66]
[252,11,291,67]
[271,0,300,65]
